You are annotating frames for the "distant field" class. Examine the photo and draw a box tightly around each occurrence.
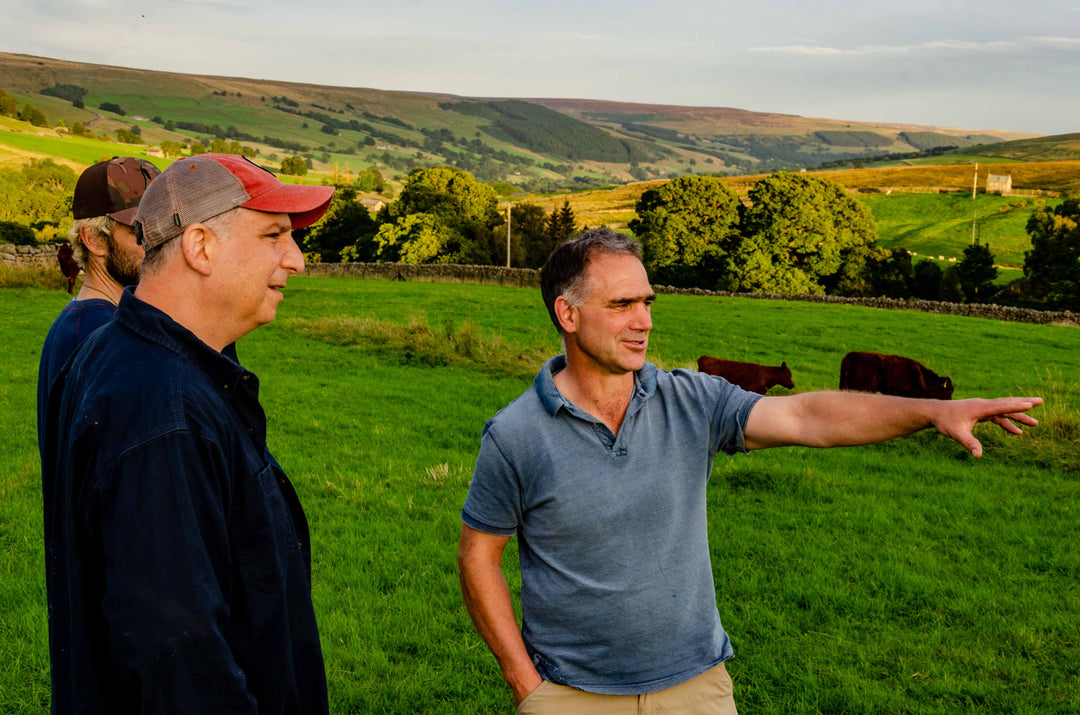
[0,124,160,168]
[865,153,1017,168]
[859,193,1061,268]
[817,161,1080,194]
[2,277,1078,713]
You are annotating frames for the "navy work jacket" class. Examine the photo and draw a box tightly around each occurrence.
[41,289,328,714]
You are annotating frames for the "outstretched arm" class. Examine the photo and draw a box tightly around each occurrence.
[744,391,1042,457]
[457,525,543,705]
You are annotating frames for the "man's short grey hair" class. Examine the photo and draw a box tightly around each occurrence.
[539,227,644,332]
[67,216,118,270]
[140,208,240,277]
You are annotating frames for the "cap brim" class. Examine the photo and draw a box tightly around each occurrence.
[241,184,335,229]
[108,206,140,226]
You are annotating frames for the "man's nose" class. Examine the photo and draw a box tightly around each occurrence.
[281,234,305,274]
[631,303,652,331]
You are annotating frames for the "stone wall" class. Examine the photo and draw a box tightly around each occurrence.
[653,286,1080,327]
[0,243,58,268]
[308,262,1078,327]
[307,261,541,288]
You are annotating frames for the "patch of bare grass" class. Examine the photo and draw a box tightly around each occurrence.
[977,368,1080,472]
[0,263,70,290]
[280,314,548,378]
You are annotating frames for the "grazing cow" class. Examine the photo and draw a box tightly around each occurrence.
[56,243,80,294]
[697,355,795,394]
[839,351,954,399]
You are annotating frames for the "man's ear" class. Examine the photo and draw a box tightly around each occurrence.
[554,295,577,334]
[180,223,214,277]
[78,224,108,257]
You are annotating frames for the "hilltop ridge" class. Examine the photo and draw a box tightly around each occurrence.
[0,51,1051,192]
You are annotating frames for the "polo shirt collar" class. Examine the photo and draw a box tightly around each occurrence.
[535,355,658,418]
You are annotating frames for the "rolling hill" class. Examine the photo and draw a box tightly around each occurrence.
[0,51,1048,192]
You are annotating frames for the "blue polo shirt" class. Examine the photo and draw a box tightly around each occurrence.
[462,356,761,695]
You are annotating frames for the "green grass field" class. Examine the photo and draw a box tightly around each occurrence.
[2,276,1077,713]
[857,193,1062,270]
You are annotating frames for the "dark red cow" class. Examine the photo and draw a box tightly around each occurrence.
[697,355,794,394]
[57,243,80,294]
[839,351,953,399]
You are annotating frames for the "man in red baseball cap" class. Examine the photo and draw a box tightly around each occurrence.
[42,154,334,713]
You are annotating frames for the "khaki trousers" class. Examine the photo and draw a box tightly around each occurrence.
[516,661,738,715]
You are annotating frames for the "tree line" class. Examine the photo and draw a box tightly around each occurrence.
[300,167,1076,311]
[0,108,1072,311]
[629,172,1009,304]
[298,166,579,269]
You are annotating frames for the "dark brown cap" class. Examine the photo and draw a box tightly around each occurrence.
[73,156,162,226]
[135,154,335,250]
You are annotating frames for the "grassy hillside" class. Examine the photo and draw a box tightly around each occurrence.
[860,193,1058,269]
[967,132,1080,162]
[2,276,1077,713]
[0,51,1045,189]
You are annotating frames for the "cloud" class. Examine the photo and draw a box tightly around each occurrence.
[750,36,1080,57]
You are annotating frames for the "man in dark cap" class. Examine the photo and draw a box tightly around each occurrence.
[42,154,334,714]
[37,156,160,450]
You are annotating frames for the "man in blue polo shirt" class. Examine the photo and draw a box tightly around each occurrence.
[458,228,1042,713]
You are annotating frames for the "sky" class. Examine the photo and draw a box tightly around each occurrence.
[2,0,1079,135]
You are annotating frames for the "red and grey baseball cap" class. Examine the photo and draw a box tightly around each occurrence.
[135,153,335,250]
[72,156,162,226]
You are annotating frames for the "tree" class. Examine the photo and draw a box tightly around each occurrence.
[0,220,37,245]
[0,159,79,234]
[356,165,386,193]
[371,213,447,264]
[546,200,578,249]
[728,171,876,294]
[99,102,125,116]
[160,141,184,158]
[956,242,999,302]
[189,141,207,156]
[629,175,740,288]
[298,187,378,262]
[0,90,18,117]
[18,104,49,127]
[389,166,498,225]
[1023,198,1080,308]
[939,265,965,303]
[115,128,142,144]
[911,260,943,300]
[376,166,501,264]
[280,156,307,176]
[41,84,89,106]
[833,246,913,298]
[503,202,549,268]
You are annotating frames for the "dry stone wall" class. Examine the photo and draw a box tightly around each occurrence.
[307,262,541,288]
[1,243,58,268]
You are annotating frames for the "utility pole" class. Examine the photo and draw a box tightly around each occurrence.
[971,162,979,244]
[506,203,512,268]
